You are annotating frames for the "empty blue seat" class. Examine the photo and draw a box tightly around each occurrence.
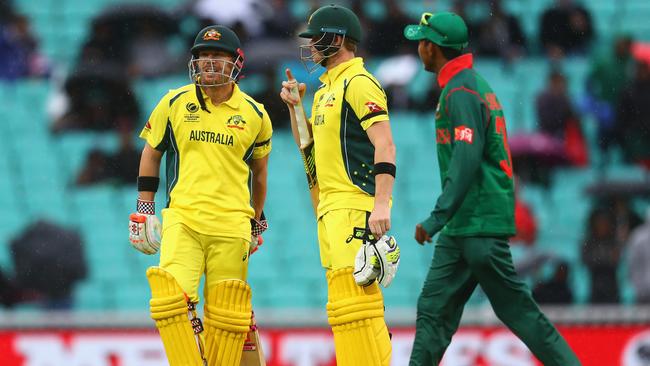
[112,282,151,310]
[74,281,109,310]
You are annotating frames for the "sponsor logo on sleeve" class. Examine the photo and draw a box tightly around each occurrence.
[365,101,384,113]
[454,125,474,144]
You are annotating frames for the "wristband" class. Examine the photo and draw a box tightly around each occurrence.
[137,176,160,192]
[373,162,396,178]
[137,199,155,215]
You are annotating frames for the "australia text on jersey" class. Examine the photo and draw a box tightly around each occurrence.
[188,130,234,146]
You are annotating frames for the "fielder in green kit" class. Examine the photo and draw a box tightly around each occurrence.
[403,12,581,366]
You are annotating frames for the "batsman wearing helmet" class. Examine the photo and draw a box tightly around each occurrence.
[128,25,272,366]
[280,4,399,366]
[403,12,580,365]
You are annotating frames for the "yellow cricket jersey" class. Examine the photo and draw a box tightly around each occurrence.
[310,57,389,218]
[140,83,272,240]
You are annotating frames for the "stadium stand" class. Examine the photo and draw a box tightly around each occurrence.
[0,0,648,314]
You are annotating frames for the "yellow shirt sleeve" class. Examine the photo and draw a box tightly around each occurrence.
[345,75,389,130]
[252,107,273,159]
[139,93,171,150]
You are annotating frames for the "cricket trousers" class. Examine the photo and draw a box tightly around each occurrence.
[409,235,581,366]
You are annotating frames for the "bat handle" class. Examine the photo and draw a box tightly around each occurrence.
[289,85,301,102]
[287,76,301,101]
[288,79,312,148]
[299,139,313,150]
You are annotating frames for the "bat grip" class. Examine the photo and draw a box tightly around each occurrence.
[288,82,302,103]
[288,79,312,148]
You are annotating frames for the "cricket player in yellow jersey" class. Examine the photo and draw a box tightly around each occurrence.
[128,25,272,366]
[280,5,399,366]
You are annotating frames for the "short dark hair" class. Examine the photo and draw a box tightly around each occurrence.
[343,37,357,52]
[439,45,463,60]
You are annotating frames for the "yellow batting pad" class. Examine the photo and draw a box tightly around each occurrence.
[203,280,253,366]
[147,267,203,366]
[326,268,391,366]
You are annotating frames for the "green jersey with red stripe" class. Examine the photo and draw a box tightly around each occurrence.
[421,54,515,237]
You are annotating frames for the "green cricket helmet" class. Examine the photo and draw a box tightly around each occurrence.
[298,4,362,73]
[299,4,362,42]
[404,12,469,51]
[188,25,245,87]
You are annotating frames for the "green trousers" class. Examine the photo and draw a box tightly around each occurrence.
[409,235,581,366]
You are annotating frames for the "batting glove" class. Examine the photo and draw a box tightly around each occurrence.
[353,235,400,288]
[129,199,161,255]
[251,212,268,237]
[249,235,264,255]
[249,212,268,255]
[353,243,380,287]
[374,235,400,288]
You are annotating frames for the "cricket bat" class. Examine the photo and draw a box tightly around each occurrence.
[286,68,319,215]
[240,311,265,366]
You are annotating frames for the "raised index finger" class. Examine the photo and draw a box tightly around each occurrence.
[285,68,295,82]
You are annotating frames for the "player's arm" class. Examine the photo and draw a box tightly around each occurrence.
[130,94,169,254]
[249,155,268,220]
[129,143,164,254]
[416,89,487,244]
[344,75,395,236]
[367,121,396,237]
[138,143,163,201]
[249,155,269,254]
[249,109,273,248]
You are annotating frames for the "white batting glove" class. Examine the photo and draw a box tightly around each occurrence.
[353,243,380,287]
[129,199,161,255]
[374,235,400,288]
[353,235,400,288]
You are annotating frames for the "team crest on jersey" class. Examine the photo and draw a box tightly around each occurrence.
[324,94,335,107]
[145,121,152,129]
[454,125,474,144]
[203,29,221,41]
[365,101,384,113]
[226,114,246,130]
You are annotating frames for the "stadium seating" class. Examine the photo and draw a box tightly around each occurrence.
[1,0,648,311]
